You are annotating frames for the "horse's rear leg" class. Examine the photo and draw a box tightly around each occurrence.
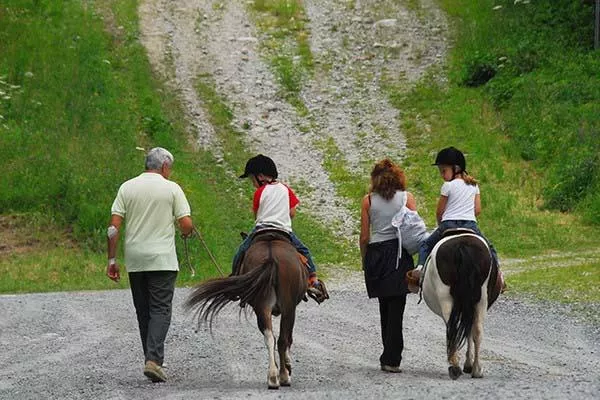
[470,306,486,378]
[257,307,279,389]
[277,309,296,386]
[442,303,462,380]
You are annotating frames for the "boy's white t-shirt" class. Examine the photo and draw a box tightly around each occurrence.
[440,178,480,222]
[111,172,191,272]
[253,182,299,233]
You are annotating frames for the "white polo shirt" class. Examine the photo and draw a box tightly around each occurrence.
[440,178,480,222]
[111,172,191,272]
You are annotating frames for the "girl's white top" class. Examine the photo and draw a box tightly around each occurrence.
[440,178,480,222]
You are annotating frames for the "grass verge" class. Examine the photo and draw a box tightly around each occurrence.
[508,264,600,304]
[0,0,354,294]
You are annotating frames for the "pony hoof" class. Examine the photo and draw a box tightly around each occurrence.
[471,370,484,379]
[280,370,291,386]
[268,376,280,389]
[448,366,462,380]
[463,365,473,374]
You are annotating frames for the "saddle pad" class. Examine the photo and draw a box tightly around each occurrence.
[251,229,291,243]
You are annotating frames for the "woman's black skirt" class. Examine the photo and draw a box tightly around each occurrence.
[363,239,414,298]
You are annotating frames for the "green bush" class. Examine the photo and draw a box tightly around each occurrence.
[544,153,598,212]
[580,186,600,225]
[459,51,497,87]
[485,75,514,108]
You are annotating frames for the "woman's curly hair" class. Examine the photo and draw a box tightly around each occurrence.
[370,158,406,200]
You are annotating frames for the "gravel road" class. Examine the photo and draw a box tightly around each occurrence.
[1,270,598,399]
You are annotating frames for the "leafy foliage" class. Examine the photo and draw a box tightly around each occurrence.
[441,0,600,223]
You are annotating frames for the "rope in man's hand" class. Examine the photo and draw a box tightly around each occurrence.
[182,227,226,278]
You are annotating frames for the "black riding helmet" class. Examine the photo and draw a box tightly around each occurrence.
[432,147,467,173]
[239,154,278,179]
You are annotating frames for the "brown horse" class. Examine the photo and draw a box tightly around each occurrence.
[421,230,502,379]
[185,230,308,389]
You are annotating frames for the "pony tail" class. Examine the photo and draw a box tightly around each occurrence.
[185,258,278,331]
[463,172,478,186]
[447,242,483,357]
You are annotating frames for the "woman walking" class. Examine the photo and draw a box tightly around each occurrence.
[359,159,417,373]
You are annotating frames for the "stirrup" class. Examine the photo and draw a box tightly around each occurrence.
[307,279,329,304]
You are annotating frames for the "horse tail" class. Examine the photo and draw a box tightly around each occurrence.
[446,241,484,357]
[185,257,278,330]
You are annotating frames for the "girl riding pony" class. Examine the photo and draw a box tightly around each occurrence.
[411,147,504,291]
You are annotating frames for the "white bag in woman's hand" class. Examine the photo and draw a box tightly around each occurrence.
[391,195,430,256]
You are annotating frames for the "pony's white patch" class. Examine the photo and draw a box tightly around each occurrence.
[279,348,292,386]
[422,232,493,379]
[263,328,279,388]
[435,232,489,249]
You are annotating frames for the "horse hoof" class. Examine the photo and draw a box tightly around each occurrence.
[448,366,462,380]
[280,379,291,387]
[463,365,473,374]
[268,385,280,390]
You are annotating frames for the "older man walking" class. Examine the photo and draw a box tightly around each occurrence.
[106,147,193,382]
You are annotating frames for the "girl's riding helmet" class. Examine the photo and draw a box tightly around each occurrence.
[239,154,278,179]
[432,147,466,172]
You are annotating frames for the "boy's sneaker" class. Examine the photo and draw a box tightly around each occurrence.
[144,360,167,382]
[307,275,329,304]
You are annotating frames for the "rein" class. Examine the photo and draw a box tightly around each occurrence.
[183,227,226,277]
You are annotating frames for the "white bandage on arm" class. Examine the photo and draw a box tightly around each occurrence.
[107,225,119,239]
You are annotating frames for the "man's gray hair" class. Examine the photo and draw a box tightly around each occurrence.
[145,147,174,170]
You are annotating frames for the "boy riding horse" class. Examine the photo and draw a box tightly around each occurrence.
[233,154,327,302]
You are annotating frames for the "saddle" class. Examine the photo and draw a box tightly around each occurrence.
[441,228,477,238]
[235,230,329,304]
[406,229,478,293]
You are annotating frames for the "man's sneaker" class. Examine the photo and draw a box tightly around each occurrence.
[144,360,167,382]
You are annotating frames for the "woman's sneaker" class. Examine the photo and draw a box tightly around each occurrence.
[381,364,402,373]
